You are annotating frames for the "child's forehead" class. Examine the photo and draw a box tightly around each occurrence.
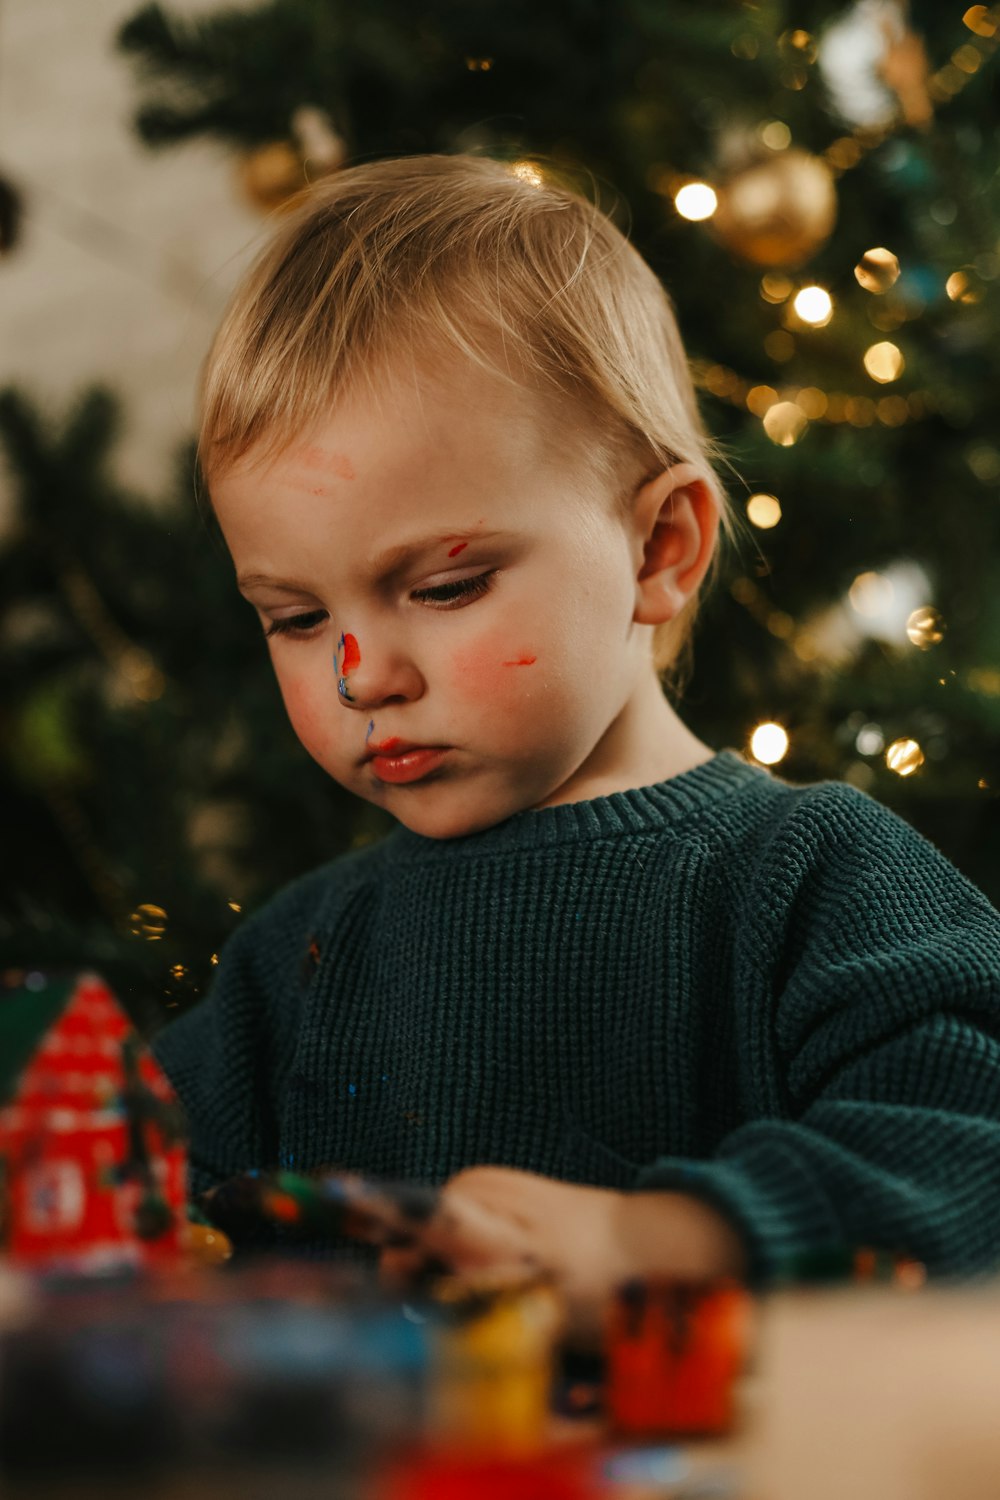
[238,355,591,493]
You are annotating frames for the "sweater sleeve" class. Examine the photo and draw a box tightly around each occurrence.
[634,783,1000,1289]
[151,875,321,1198]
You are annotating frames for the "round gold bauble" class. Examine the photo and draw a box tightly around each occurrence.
[711,148,838,268]
[238,141,310,213]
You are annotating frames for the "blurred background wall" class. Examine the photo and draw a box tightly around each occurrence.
[0,0,260,503]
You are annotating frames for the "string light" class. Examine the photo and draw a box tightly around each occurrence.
[746,384,779,415]
[750,723,790,764]
[746,493,782,528]
[792,285,834,325]
[674,182,718,220]
[130,903,168,940]
[905,606,946,648]
[946,269,981,303]
[885,738,925,776]
[760,120,792,150]
[691,359,935,428]
[763,401,808,445]
[855,247,901,293]
[856,724,885,756]
[863,341,905,382]
[759,273,794,303]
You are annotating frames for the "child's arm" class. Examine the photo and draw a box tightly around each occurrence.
[629,782,1000,1287]
[384,784,1000,1296]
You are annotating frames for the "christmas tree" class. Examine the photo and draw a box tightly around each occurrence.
[2,0,998,1023]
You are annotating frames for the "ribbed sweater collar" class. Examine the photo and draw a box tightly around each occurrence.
[385,748,766,860]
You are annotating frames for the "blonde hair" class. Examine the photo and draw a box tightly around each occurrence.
[199,152,734,693]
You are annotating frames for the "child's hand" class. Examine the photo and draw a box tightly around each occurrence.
[379,1166,747,1306]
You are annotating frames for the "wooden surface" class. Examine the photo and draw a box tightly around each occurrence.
[736,1280,1000,1500]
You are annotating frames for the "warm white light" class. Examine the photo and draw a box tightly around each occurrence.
[849,570,895,618]
[863,341,905,383]
[760,120,792,150]
[855,247,900,294]
[746,493,782,529]
[750,722,789,765]
[763,401,808,446]
[886,738,925,776]
[674,182,718,221]
[509,161,544,187]
[793,286,833,326]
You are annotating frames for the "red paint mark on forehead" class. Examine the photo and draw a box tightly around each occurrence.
[502,656,537,666]
[298,445,356,480]
[447,542,468,557]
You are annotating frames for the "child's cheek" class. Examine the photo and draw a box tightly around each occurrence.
[448,634,539,705]
[275,672,333,764]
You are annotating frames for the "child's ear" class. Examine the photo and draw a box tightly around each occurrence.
[631,463,720,626]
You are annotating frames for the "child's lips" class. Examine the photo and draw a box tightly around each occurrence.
[368,746,450,784]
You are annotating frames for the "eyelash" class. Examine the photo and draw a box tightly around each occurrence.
[263,571,495,638]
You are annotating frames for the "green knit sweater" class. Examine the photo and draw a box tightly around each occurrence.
[153,750,1000,1287]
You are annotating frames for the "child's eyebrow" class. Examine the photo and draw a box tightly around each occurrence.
[237,528,515,593]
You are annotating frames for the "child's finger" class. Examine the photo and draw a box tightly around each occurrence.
[420,1187,542,1275]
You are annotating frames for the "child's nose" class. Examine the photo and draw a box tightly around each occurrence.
[334,635,423,708]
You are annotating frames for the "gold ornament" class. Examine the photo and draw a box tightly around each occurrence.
[238,108,346,214]
[711,148,838,268]
[238,142,310,213]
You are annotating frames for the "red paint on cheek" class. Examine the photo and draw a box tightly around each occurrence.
[447,542,468,557]
[449,638,539,695]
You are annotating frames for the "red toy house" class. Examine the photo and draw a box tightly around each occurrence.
[0,970,187,1274]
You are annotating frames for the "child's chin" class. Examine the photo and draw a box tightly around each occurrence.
[390,797,515,841]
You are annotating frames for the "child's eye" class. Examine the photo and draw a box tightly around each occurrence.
[265,610,328,639]
[411,572,494,607]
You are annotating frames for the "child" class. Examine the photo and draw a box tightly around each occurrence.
[155,153,1000,1301]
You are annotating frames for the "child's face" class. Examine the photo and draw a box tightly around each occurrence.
[212,357,689,839]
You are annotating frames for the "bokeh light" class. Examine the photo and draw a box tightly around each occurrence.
[863,341,905,382]
[886,738,925,777]
[760,120,792,150]
[855,723,885,756]
[793,286,834,325]
[905,605,946,648]
[849,571,894,617]
[674,182,718,220]
[763,401,809,445]
[855,247,901,294]
[750,722,790,765]
[130,903,168,940]
[746,493,782,529]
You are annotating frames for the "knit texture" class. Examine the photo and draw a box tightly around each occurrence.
[153,749,1000,1287]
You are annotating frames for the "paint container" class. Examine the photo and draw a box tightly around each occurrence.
[605,1277,753,1438]
[426,1269,565,1456]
